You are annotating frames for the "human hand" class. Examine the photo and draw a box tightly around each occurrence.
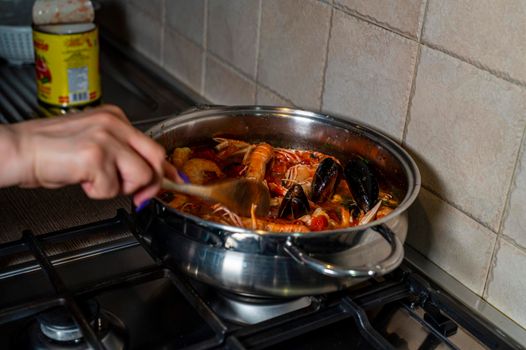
[6,105,172,205]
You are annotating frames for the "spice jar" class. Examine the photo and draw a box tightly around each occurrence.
[32,0,101,114]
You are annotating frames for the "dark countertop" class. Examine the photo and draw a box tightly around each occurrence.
[0,35,199,243]
[0,186,129,242]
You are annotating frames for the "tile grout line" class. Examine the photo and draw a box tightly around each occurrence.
[500,234,526,254]
[482,117,526,298]
[417,0,430,43]
[401,0,429,143]
[207,52,255,85]
[332,3,416,41]
[422,40,526,89]
[258,82,296,107]
[253,0,262,103]
[481,234,499,299]
[204,47,294,106]
[318,3,335,112]
[401,44,422,144]
[417,0,429,42]
[421,184,498,234]
[332,2,526,90]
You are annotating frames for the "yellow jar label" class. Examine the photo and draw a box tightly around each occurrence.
[33,26,101,107]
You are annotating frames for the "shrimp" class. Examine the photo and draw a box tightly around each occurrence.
[171,147,192,168]
[210,203,243,227]
[264,222,309,232]
[182,158,224,185]
[214,138,252,160]
[274,148,301,163]
[240,218,309,232]
[244,143,274,181]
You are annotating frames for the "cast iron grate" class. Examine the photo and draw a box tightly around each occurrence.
[0,210,522,349]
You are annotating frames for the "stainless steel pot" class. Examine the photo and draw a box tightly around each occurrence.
[134,105,421,298]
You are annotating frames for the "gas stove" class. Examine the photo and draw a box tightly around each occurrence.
[0,209,523,350]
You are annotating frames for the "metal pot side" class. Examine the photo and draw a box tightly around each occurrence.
[137,105,421,297]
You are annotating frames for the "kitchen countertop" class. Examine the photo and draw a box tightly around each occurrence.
[0,35,200,243]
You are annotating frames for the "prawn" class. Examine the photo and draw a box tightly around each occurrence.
[210,203,243,227]
[244,143,274,181]
[240,218,310,232]
[214,138,252,160]
[274,148,301,163]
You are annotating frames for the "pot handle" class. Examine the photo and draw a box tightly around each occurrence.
[283,225,404,278]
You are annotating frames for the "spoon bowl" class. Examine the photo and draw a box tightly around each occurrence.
[161,178,271,217]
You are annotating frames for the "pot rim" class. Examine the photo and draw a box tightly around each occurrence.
[146,105,421,239]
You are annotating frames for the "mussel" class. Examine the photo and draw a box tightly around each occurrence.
[278,184,310,219]
[343,157,379,212]
[310,158,343,203]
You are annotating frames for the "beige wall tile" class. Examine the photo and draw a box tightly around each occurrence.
[204,56,256,105]
[165,0,205,46]
[258,0,331,110]
[486,239,526,329]
[125,3,162,63]
[336,0,425,38]
[163,27,204,95]
[407,189,496,295]
[405,47,526,230]
[322,11,417,141]
[256,85,294,106]
[129,0,162,21]
[502,141,526,249]
[208,0,260,79]
[423,0,526,84]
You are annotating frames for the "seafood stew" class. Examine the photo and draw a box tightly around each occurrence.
[160,138,400,233]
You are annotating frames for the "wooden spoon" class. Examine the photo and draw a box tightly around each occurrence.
[161,178,271,217]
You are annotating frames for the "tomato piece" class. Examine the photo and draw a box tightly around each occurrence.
[310,215,328,231]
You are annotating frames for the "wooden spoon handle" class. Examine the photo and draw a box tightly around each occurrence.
[161,178,213,199]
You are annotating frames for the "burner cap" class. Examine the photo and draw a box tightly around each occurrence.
[37,301,98,342]
[211,293,313,324]
[38,308,83,342]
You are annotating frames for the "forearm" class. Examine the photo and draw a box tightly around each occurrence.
[0,124,25,188]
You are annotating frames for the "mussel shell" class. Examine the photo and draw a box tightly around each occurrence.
[310,158,343,203]
[278,184,310,219]
[343,157,379,212]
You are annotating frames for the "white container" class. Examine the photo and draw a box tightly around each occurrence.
[0,0,35,65]
[32,0,94,25]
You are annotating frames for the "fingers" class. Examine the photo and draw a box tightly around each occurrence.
[162,160,182,183]
[79,147,120,199]
[83,105,167,181]
[14,104,167,204]
[133,182,161,206]
[114,141,156,195]
[80,133,160,202]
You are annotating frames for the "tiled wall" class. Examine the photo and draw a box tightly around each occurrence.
[98,0,526,329]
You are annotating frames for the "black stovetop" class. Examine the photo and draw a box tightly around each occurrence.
[0,210,522,350]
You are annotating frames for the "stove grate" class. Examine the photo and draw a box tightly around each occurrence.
[0,210,522,349]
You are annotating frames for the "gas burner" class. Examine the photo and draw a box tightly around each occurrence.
[209,291,313,325]
[14,300,127,349]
